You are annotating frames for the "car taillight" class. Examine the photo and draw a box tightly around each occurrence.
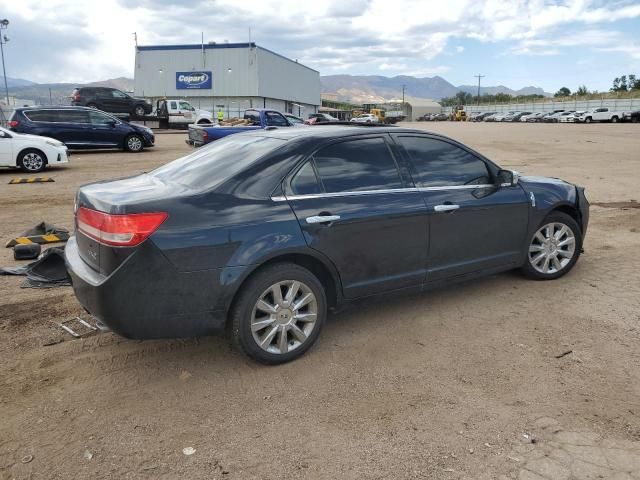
[76,207,168,247]
[72,92,80,101]
[202,130,208,142]
[7,120,19,128]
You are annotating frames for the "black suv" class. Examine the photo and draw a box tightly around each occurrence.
[71,87,152,117]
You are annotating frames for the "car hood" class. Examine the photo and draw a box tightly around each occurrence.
[14,132,62,145]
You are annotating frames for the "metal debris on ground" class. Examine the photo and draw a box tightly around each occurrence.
[5,222,70,248]
[58,317,99,338]
[555,350,573,359]
[9,177,55,184]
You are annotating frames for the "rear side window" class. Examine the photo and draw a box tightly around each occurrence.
[290,162,321,195]
[264,112,289,127]
[58,110,90,124]
[150,135,285,190]
[244,111,260,124]
[313,137,403,193]
[23,110,59,122]
[398,136,490,187]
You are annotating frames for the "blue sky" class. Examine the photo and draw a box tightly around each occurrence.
[2,0,640,92]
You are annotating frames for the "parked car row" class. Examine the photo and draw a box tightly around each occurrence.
[467,107,637,123]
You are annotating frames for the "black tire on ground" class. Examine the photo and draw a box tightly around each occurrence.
[124,134,144,153]
[230,262,327,364]
[611,116,618,123]
[133,104,146,117]
[585,117,592,124]
[18,148,47,173]
[521,211,583,281]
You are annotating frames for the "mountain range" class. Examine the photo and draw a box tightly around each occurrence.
[320,75,550,103]
[4,74,549,105]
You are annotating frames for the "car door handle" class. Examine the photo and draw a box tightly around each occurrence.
[306,215,341,224]
[434,204,460,212]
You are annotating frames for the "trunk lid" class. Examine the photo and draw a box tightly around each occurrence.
[75,174,184,275]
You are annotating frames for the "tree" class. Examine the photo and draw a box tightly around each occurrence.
[576,85,589,96]
[554,87,571,97]
[629,75,640,90]
[611,75,630,92]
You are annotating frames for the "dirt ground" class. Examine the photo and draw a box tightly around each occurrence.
[1,123,639,479]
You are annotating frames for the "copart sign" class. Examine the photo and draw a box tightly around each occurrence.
[176,71,212,90]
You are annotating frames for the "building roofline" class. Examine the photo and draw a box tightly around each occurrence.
[136,42,319,74]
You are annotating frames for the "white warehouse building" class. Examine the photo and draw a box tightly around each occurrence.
[134,42,320,118]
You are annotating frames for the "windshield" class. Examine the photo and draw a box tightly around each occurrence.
[150,134,285,190]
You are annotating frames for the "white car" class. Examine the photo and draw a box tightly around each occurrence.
[578,107,625,123]
[559,111,585,123]
[520,112,544,122]
[351,113,378,123]
[0,126,69,173]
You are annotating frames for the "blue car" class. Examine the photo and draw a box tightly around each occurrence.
[8,106,155,152]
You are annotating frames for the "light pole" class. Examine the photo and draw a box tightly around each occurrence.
[0,19,10,106]
[401,84,406,115]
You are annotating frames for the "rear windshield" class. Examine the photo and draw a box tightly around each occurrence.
[150,134,285,190]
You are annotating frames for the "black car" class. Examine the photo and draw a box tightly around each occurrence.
[9,107,155,152]
[66,126,589,364]
[71,87,152,117]
[623,110,640,123]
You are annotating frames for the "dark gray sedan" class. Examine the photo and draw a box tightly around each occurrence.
[66,126,589,364]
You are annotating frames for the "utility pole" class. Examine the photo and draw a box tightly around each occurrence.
[474,74,485,106]
[0,19,10,107]
[401,84,406,114]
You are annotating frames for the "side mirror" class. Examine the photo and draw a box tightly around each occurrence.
[496,169,519,186]
[107,120,117,127]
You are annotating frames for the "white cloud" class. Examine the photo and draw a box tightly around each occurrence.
[2,0,640,82]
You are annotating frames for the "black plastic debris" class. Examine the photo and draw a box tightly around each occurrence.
[14,243,41,260]
[0,247,71,288]
[22,222,69,238]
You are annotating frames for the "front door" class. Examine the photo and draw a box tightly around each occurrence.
[0,130,13,166]
[393,134,530,282]
[285,136,429,298]
[88,111,122,147]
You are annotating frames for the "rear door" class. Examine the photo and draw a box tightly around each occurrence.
[285,135,428,298]
[393,134,529,282]
[0,129,13,166]
[56,110,92,146]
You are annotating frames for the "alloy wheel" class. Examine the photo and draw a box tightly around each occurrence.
[127,136,143,151]
[251,280,318,355]
[528,222,576,274]
[22,152,44,171]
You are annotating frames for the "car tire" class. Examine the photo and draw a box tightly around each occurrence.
[124,134,144,153]
[18,149,47,173]
[230,262,327,364]
[133,104,146,117]
[611,116,618,123]
[585,117,592,124]
[521,212,582,281]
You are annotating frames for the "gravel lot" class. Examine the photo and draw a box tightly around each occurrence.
[1,123,639,479]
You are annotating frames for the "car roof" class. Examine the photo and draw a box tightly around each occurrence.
[244,125,456,142]
[15,106,98,112]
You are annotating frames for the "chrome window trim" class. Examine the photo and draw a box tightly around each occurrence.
[272,184,501,201]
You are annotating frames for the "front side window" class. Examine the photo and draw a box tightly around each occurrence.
[170,101,178,110]
[398,136,491,187]
[264,112,289,127]
[112,90,128,98]
[179,101,194,111]
[290,161,321,195]
[313,137,403,193]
